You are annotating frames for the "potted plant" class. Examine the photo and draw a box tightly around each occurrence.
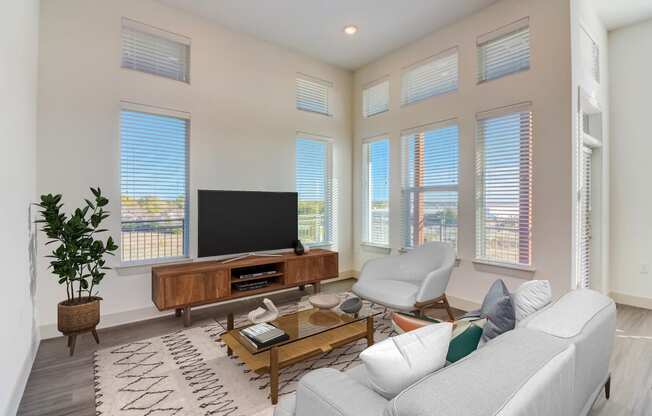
[36,187,118,355]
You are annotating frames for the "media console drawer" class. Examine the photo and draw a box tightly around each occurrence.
[286,253,338,284]
[161,270,229,309]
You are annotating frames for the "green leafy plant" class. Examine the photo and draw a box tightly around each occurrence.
[36,187,119,304]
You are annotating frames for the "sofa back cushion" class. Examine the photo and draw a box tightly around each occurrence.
[385,329,570,416]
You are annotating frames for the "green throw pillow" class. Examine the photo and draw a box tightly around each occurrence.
[446,323,483,363]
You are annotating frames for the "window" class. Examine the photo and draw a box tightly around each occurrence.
[121,18,190,83]
[296,136,333,245]
[120,106,189,263]
[401,121,459,249]
[362,137,390,246]
[296,75,332,116]
[475,104,533,266]
[580,26,600,83]
[401,48,458,106]
[477,18,530,82]
[363,79,390,118]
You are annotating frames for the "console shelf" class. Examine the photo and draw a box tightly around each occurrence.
[152,249,338,326]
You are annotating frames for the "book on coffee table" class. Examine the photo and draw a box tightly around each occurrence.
[240,323,289,349]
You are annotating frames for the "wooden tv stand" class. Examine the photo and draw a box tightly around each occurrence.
[152,249,338,326]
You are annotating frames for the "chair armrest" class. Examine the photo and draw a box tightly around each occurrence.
[294,368,388,416]
[415,264,454,303]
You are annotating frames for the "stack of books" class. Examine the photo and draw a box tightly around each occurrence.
[239,323,289,349]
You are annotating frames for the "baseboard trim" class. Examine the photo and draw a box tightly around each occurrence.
[39,270,360,340]
[609,291,652,310]
[9,329,39,416]
[447,295,481,312]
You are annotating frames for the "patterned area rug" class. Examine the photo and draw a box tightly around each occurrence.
[94,295,394,416]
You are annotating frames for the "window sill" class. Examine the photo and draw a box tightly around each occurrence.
[116,256,191,271]
[472,258,536,273]
[361,242,391,254]
[307,242,334,249]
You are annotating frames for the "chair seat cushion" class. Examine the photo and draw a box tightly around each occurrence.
[353,280,420,311]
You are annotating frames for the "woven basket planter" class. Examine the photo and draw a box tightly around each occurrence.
[57,296,102,334]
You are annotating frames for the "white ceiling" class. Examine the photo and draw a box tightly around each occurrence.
[157,0,498,70]
[593,0,652,31]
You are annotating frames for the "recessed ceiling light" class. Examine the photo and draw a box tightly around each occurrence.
[344,25,358,35]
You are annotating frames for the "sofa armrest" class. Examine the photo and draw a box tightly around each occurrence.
[294,368,388,416]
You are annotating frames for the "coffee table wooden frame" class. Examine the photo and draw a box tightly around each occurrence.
[221,311,375,404]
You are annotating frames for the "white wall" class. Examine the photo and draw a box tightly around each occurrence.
[0,0,40,413]
[37,0,353,338]
[609,18,652,308]
[352,0,574,305]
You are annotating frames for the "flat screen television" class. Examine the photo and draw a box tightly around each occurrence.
[197,190,298,258]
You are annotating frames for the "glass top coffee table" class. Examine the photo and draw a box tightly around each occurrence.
[221,306,379,404]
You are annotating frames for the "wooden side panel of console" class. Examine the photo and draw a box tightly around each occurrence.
[285,253,338,284]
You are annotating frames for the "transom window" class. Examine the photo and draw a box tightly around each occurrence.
[296,75,332,116]
[363,79,390,118]
[477,18,530,82]
[401,48,458,106]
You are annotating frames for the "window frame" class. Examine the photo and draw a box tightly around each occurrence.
[296,74,333,116]
[400,119,460,251]
[119,102,190,266]
[295,133,334,247]
[477,17,530,83]
[400,47,459,107]
[362,78,390,118]
[361,135,390,248]
[474,102,533,269]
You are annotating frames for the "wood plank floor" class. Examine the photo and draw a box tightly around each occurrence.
[17,280,651,415]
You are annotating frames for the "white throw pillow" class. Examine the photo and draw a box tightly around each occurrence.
[360,322,452,399]
[512,280,552,322]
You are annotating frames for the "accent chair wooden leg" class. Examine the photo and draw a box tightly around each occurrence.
[270,347,279,404]
[69,334,77,356]
[183,306,191,327]
[91,329,100,344]
[605,375,611,400]
[443,294,455,322]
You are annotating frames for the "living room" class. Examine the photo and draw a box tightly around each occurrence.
[3,0,651,415]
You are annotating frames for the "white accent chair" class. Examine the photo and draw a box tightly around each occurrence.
[352,242,456,321]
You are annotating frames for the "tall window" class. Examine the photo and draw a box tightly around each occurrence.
[401,48,458,106]
[120,107,189,263]
[477,18,530,82]
[121,18,190,83]
[401,121,459,249]
[296,75,332,116]
[363,79,390,118]
[362,137,390,246]
[475,104,533,266]
[296,136,332,245]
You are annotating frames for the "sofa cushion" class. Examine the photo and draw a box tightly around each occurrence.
[482,294,516,341]
[360,322,452,399]
[512,280,552,322]
[352,279,420,311]
[446,321,483,363]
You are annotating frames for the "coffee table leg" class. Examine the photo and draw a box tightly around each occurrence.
[227,312,234,357]
[366,316,374,347]
[270,347,279,404]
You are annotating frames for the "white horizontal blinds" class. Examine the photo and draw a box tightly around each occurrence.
[363,79,390,118]
[579,145,592,288]
[580,26,600,83]
[296,75,331,115]
[401,48,458,106]
[296,137,332,245]
[120,109,189,262]
[476,104,533,266]
[478,18,530,82]
[362,138,390,246]
[401,121,459,249]
[121,18,190,83]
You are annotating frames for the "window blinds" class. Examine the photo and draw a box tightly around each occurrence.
[580,26,600,83]
[121,18,190,83]
[401,121,459,249]
[120,108,189,263]
[362,137,390,246]
[401,48,458,106]
[579,145,592,288]
[477,18,530,82]
[475,104,532,266]
[296,137,332,245]
[296,75,332,115]
[363,79,390,118]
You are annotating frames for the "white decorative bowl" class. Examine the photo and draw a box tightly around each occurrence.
[309,294,340,310]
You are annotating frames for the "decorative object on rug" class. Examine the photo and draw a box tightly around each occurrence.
[309,293,340,309]
[93,296,394,416]
[360,322,453,398]
[512,280,552,321]
[36,187,118,355]
[340,296,362,314]
[248,298,280,323]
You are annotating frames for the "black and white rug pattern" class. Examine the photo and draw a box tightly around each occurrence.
[94,295,393,416]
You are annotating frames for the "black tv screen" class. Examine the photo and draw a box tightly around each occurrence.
[198,190,298,257]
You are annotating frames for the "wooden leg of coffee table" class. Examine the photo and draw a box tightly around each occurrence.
[366,316,374,347]
[227,312,234,357]
[270,347,279,404]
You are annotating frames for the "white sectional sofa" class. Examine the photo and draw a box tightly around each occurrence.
[274,289,616,416]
